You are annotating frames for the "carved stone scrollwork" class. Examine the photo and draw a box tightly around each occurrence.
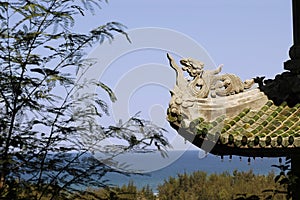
[211,74,255,97]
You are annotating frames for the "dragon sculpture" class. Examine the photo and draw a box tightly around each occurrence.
[167,53,255,127]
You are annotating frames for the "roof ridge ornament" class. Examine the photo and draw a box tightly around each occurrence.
[167,53,255,99]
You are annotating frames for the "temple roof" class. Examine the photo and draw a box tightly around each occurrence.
[166,53,300,157]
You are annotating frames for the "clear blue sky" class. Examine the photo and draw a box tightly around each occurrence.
[79,0,292,77]
[76,0,293,171]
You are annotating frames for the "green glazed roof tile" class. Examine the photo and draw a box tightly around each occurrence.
[189,101,300,149]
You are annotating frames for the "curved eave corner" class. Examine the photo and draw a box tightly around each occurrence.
[177,99,300,158]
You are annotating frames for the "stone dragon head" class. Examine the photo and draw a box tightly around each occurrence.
[180,58,204,77]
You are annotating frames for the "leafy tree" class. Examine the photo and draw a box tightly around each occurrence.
[0,0,169,199]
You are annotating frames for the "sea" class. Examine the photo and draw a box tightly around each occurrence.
[102,150,282,193]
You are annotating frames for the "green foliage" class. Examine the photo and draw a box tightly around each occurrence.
[267,158,297,200]
[157,170,286,200]
[0,0,169,199]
